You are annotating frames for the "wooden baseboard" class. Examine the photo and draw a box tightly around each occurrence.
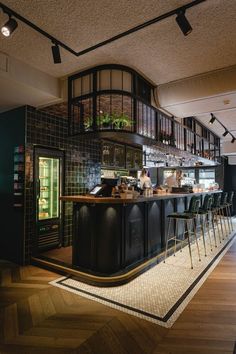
[31,252,165,287]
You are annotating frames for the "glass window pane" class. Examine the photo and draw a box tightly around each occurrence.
[112,70,122,90]
[123,71,132,92]
[99,70,111,90]
[195,123,202,135]
[73,78,82,97]
[82,74,92,95]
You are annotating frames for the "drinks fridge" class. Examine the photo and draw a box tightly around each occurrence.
[35,147,64,252]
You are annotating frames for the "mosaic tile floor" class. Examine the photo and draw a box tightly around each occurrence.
[50,221,236,328]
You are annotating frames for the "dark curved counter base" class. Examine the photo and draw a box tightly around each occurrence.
[61,191,221,285]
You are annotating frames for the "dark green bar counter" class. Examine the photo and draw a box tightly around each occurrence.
[61,191,221,280]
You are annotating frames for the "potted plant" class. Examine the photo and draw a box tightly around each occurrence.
[98,113,112,128]
[112,113,132,130]
[83,116,93,131]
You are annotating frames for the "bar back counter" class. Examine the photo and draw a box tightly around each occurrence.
[61,191,221,285]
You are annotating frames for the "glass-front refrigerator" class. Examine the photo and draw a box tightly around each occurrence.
[199,168,215,189]
[35,148,64,252]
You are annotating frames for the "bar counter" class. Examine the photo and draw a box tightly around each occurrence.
[61,190,220,203]
[61,190,221,283]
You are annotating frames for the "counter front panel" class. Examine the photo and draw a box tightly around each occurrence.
[63,191,221,277]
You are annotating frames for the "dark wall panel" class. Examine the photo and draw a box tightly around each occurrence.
[162,198,175,248]
[25,106,101,262]
[73,204,93,269]
[95,204,122,274]
[147,200,162,255]
[224,161,236,215]
[124,203,145,266]
[0,107,26,263]
[0,105,101,265]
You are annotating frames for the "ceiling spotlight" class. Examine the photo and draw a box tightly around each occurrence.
[222,130,229,137]
[175,10,192,36]
[231,137,235,143]
[51,42,61,64]
[209,114,216,124]
[1,17,18,37]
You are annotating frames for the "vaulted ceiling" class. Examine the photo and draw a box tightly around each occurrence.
[0,0,236,147]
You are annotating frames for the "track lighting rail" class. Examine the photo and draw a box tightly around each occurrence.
[0,0,206,61]
[209,113,236,143]
[0,2,77,55]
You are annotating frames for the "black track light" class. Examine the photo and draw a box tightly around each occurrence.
[1,17,18,37]
[231,137,235,144]
[209,114,216,124]
[222,130,229,137]
[51,43,61,64]
[175,10,192,36]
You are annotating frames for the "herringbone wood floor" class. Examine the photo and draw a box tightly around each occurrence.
[1,241,236,354]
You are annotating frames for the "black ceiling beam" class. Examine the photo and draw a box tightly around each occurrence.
[0,0,206,58]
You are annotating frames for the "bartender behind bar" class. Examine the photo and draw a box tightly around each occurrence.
[165,170,178,189]
[164,170,183,190]
[139,168,152,189]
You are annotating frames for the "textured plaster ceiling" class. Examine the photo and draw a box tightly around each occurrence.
[0,0,236,148]
[0,0,236,84]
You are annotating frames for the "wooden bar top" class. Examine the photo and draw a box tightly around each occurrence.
[60,190,221,204]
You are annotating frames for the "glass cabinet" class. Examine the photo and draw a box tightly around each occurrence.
[199,169,215,189]
[38,157,59,220]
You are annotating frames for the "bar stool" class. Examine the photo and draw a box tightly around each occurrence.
[219,192,230,236]
[207,195,219,248]
[164,196,201,269]
[226,191,234,232]
[211,193,224,244]
[198,194,214,255]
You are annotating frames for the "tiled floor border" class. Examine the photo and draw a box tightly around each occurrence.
[51,232,236,327]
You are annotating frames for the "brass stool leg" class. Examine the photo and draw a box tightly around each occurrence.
[220,207,228,237]
[215,209,222,243]
[225,205,231,235]
[176,219,182,253]
[186,220,193,269]
[201,214,207,256]
[211,211,218,247]
[229,204,234,231]
[226,204,232,233]
[192,217,201,261]
[218,208,225,240]
[174,219,177,256]
[206,212,213,251]
[229,204,233,231]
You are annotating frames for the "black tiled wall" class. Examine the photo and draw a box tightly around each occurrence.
[25,106,101,261]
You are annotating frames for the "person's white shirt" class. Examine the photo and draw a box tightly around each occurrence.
[165,174,178,188]
[140,175,152,189]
